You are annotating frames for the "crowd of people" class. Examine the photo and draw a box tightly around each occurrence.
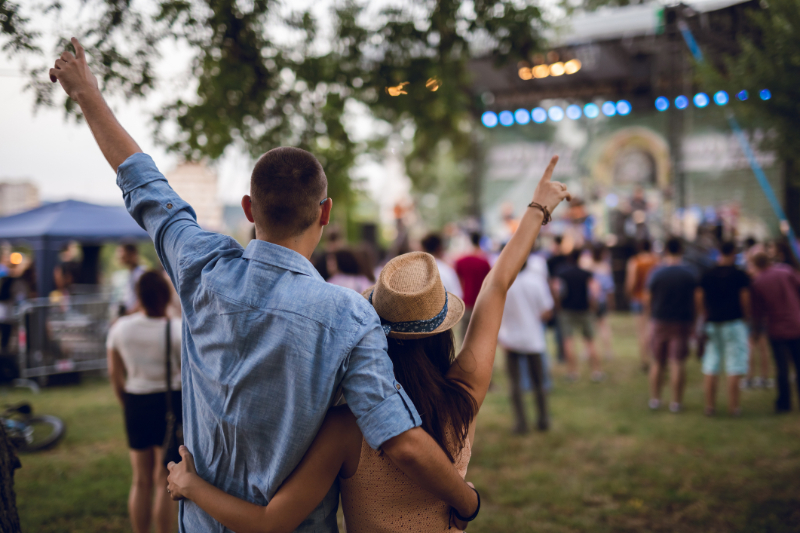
[47,37,800,533]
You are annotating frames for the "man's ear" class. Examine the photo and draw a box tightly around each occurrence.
[242,195,255,223]
[320,198,332,226]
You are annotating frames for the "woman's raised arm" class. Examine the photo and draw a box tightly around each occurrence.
[447,156,570,410]
[166,406,361,533]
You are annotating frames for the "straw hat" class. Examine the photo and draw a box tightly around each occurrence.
[362,252,465,339]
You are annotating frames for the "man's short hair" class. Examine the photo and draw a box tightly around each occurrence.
[568,248,582,264]
[421,233,443,255]
[665,237,683,256]
[752,252,770,270]
[720,241,737,257]
[469,232,482,247]
[121,243,138,256]
[554,235,563,246]
[250,147,327,239]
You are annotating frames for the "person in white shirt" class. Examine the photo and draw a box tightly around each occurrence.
[107,270,181,533]
[421,233,463,300]
[498,256,554,432]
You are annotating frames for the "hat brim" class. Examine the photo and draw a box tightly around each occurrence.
[361,285,465,339]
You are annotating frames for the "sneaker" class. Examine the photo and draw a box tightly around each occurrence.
[739,378,750,390]
[765,378,775,389]
[669,402,681,413]
[591,371,606,383]
[648,398,661,410]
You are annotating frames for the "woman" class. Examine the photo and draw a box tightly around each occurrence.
[166,157,569,532]
[327,247,374,293]
[591,243,616,359]
[107,270,182,533]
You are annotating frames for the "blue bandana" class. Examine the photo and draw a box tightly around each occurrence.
[369,291,449,336]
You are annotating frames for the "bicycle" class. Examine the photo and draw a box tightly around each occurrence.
[2,402,66,452]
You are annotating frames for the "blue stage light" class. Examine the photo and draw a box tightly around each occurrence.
[760,89,771,100]
[655,96,669,112]
[713,91,729,106]
[481,111,498,128]
[616,100,632,115]
[601,101,616,116]
[584,103,600,118]
[675,95,689,109]
[499,110,514,126]
[548,106,565,122]
[514,108,531,125]
[532,107,547,123]
[566,104,582,120]
[737,90,748,101]
[693,93,709,108]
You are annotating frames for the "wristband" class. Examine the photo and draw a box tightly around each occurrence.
[452,486,481,524]
[528,201,551,225]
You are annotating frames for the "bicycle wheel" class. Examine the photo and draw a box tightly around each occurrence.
[18,415,66,452]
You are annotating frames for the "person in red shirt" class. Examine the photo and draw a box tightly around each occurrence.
[750,252,800,413]
[455,232,492,338]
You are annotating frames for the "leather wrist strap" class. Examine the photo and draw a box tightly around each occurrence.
[528,201,551,225]
[452,486,481,523]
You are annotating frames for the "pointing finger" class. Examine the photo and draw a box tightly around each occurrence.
[540,155,559,183]
[71,37,85,60]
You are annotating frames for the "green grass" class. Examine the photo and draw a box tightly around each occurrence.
[3,315,799,532]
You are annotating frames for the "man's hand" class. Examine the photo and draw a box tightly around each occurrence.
[531,155,571,213]
[49,37,99,101]
[167,445,198,501]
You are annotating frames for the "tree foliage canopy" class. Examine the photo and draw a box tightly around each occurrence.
[2,0,547,217]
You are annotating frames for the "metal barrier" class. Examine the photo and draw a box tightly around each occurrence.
[17,295,113,379]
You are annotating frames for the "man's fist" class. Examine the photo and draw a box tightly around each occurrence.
[49,37,98,101]
[531,155,571,214]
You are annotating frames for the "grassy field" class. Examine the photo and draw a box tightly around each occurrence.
[3,315,799,532]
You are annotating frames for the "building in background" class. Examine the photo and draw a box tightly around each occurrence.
[165,162,222,230]
[0,181,39,217]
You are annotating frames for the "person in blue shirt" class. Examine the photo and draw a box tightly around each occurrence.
[49,38,478,533]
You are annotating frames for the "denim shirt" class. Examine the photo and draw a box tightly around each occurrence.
[117,153,421,533]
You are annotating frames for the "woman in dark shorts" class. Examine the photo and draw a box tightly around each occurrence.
[107,271,182,533]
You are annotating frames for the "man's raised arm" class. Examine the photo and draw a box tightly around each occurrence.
[50,38,141,171]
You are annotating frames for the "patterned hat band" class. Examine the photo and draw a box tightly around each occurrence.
[369,290,449,337]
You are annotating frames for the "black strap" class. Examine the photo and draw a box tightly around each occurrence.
[452,486,481,523]
[164,319,174,417]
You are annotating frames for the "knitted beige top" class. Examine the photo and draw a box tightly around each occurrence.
[340,436,472,533]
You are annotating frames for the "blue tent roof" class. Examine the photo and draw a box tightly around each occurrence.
[0,200,149,245]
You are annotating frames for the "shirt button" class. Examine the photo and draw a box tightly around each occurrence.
[396,384,402,390]
[166,203,173,209]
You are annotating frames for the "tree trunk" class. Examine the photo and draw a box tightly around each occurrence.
[0,422,21,533]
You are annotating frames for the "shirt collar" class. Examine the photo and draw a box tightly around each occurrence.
[242,239,323,281]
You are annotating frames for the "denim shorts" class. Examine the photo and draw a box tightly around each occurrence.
[702,320,749,376]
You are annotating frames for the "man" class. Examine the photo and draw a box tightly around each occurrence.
[626,239,658,372]
[498,258,554,432]
[750,252,800,413]
[545,235,567,363]
[696,241,751,416]
[555,249,602,381]
[118,243,145,315]
[421,233,463,300]
[49,39,478,532]
[645,237,697,413]
[455,232,491,336]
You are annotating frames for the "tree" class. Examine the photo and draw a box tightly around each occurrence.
[0,422,22,533]
[715,0,800,232]
[2,1,546,225]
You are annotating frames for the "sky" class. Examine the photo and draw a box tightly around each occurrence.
[0,0,407,211]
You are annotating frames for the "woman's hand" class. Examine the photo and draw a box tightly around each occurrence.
[167,445,198,501]
[531,155,571,213]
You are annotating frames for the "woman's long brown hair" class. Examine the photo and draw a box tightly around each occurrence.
[387,330,478,462]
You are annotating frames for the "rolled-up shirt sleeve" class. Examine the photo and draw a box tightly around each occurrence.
[341,310,422,450]
[116,153,213,285]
